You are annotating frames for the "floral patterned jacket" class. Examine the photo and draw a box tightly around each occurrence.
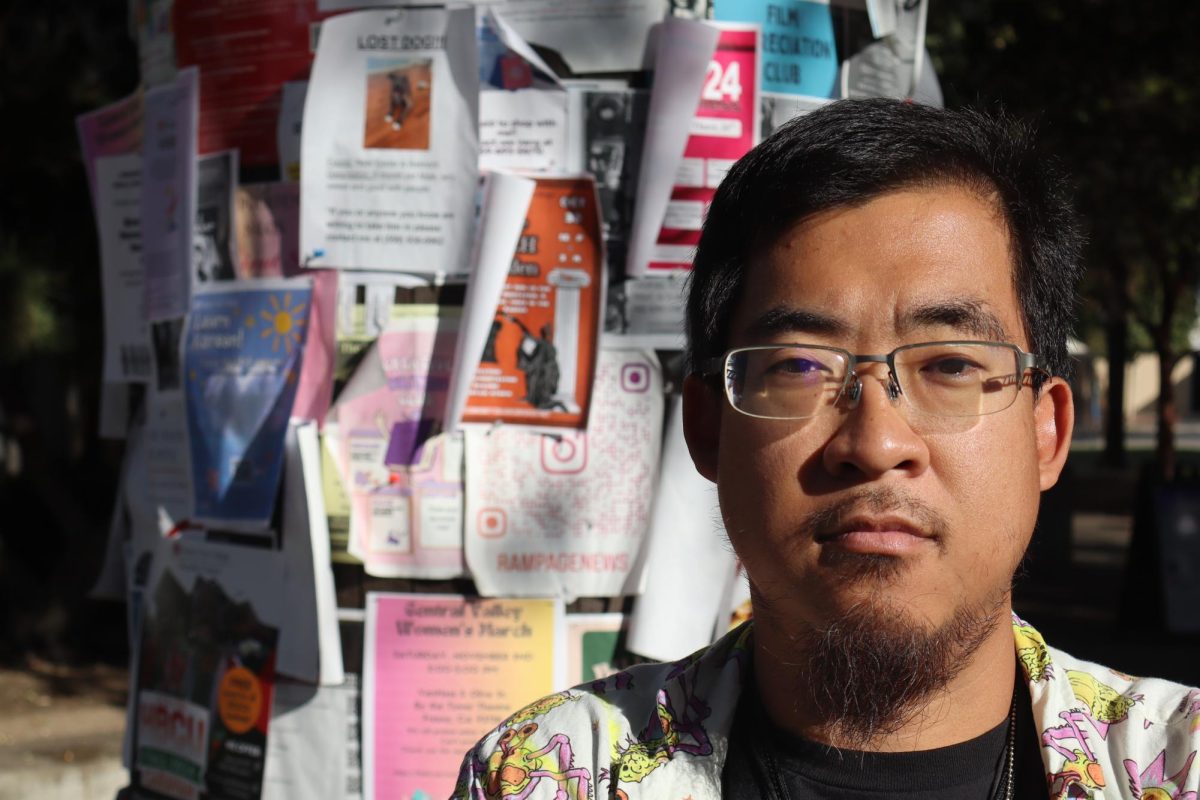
[454,615,1200,800]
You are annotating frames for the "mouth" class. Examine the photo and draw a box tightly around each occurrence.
[814,515,937,556]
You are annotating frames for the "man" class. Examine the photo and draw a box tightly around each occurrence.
[456,100,1200,799]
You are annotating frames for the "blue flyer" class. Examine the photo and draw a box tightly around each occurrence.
[184,279,311,529]
[714,0,838,98]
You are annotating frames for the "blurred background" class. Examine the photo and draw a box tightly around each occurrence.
[1,0,1198,796]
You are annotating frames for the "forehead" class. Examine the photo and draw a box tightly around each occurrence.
[729,185,1025,349]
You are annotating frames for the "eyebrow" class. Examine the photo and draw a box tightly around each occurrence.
[743,299,1011,344]
[744,307,853,341]
[900,299,1011,342]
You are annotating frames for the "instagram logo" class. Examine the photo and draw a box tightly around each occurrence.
[540,432,588,474]
[621,362,650,393]
[477,509,507,538]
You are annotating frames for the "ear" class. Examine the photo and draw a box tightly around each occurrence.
[682,374,723,483]
[1034,376,1074,491]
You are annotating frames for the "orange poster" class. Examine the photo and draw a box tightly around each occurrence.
[463,176,603,429]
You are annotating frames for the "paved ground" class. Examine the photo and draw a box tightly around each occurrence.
[0,660,128,800]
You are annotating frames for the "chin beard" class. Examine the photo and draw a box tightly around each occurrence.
[791,589,1008,750]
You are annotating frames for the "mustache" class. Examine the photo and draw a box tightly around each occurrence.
[802,486,950,544]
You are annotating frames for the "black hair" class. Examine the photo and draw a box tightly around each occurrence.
[685,99,1084,383]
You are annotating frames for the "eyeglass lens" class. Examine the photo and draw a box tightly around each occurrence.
[727,343,1025,420]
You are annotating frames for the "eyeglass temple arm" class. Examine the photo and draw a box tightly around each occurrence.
[1019,351,1047,374]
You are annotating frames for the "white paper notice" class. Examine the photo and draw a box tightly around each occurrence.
[94,155,153,383]
[479,89,568,173]
[301,9,480,274]
[625,396,732,661]
[279,421,345,686]
[142,66,198,321]
[262,678,362,800]
[483,0,666,74]
[626,19,720,278]
[464,349,663,600]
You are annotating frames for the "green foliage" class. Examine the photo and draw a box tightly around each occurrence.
[0,240,70,362]
[0,4,138,365]
[928,1,1200,363]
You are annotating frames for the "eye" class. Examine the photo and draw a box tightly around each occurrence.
[928,357,979,376]
[770,357,826,375]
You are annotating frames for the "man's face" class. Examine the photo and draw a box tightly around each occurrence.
[687,185,1071,637]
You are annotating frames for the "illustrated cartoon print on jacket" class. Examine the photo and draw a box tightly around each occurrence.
[455,616,1200,800]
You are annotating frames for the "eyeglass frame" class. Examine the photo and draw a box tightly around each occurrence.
[700,340,1049,421]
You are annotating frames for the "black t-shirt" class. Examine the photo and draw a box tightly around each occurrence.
[722,676,1047,799]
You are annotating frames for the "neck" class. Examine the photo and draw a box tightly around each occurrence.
[751,603,1017,752]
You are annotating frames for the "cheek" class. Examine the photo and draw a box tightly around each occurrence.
[716,419,819,540]
[927,428,1041,566]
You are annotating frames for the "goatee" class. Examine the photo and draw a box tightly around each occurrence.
[794,590,1007,750]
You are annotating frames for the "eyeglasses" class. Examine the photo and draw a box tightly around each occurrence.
[703,341,1046,421]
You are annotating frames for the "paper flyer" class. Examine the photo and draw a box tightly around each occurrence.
[131,536,284,800]
[183,279,312,530]
[332,272,458,385]
[464,349,663,600]
[233,183,338,424]
[363,593,563,800]
[625,19,720,278]
[320,428,359,565]
[483,0,663,74]
[625,396,733,661]
[334,309,466,578]
[277,81,308,182]
[134,0,177,88]
[563,613,625,688]
[236,182,300,280]
[840,0,929,102]
[612,274,689,347]
[565,83,650,282]
[291,269,337,426]
[714,0,837,98]
[647,24,761,271]
[279,421,344,686]
[443,171,535,433]
[140,392,195,536]
[478,11,567,174]
[194,150,239,284]
[92,155,153,384]
[301,8,480,274]
[760,92,828,137]
[172,0,331,166]
[262,677,362,800]
[479,89,568,173]
[76,89,142,200]
[462,176,604,430]
[142,66,198,322]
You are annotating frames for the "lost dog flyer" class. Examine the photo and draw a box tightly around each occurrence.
[301,8,479,275]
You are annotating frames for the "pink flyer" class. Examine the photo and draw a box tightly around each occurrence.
[648,25,760,271]
[364,593,563,799]
[337,312,465,578]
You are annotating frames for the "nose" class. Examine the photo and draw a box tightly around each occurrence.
[821,368,930,480]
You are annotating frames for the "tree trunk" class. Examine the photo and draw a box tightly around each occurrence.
[1103,316,1128,468]
[1156,347,1178,481]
